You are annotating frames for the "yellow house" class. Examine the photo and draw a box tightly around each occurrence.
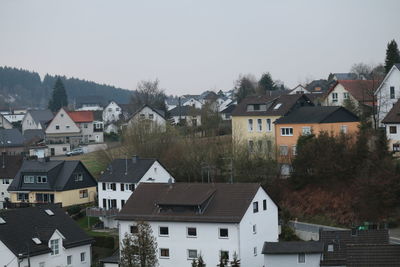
[8,159,97,207]
[231,94,313,154]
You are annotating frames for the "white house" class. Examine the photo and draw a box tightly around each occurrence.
[116,183,279,267]
[262,241,324,267]
[103,101,123,123]
[95,156,175,228]
[21,109,54,133]
[0,156,22,209]
[169,106,202,126]
[382,99,400,152]
[0,205,93,267]
[375,63,400,127]
[0,114,13,129]
[182,97,203,109]
[127,105,166,130]
[289,85,310,95]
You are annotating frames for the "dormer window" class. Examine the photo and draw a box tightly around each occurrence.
[50,239,60,255]
[273,103,282,110]
[36,176,47,183]
[24,175,35,183]
[74,173,83,182]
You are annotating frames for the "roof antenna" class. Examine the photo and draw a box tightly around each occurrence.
[125,155,128,175]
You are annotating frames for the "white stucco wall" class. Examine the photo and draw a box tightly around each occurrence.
[46,109,80,135]
[376,67,400,126]
[22,112,41,133]
[129,106,166,129]
[103,102,122,123]
[324,84,357,107]
[264,253,322,267]
[385,123,400,151]
[0,178,12,208]
[182,98,202,109]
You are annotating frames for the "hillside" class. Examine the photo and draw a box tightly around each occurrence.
[0,66,133,108]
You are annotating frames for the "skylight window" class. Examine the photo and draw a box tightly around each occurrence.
[273,103,282,110]
[32,237,42,244]
[0,217,5,224]
[45,209,54,216]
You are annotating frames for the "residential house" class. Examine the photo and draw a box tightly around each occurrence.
[218,98,236,113]
[382,99,400,152]
[0,155,22,208]
[220,104,236,121]
[0,128,25,155]
[116,183,279,267]
[127,105,166,131]
[1,108,25,124]
[323,80,379,110]
[345,244,400,267]
[8,159,97,207]
[305,79,335,94]
[68,110,104,144]
[75,95,105,111]
[103,101,123,123]
[0,113,13,129]
[262,241,324,267]
[24,129,48,158]
[289,85,310,95]
[375,63,400,127]
[274,106,359,175]
[21,109,54,133]
[165,97,179,111]
[231,94,313,154]
[169,105,202,126]
[182,95,203,109]
[93,156,175,228]
[330,72,358,81]
[0,205,94,267]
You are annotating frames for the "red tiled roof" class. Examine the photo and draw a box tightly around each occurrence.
[67,111,94,122]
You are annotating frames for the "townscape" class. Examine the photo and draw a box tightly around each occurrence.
[1,1,400,267]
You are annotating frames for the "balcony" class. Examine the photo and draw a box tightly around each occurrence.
[86,207,119,218]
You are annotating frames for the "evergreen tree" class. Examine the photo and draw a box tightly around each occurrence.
[48,77,68,112]
[234,76,256,103]
[384,40,400,74]
[258,72,277,94]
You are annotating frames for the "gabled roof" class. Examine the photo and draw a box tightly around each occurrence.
[130,105,166,119]
[117,183,262,223]
[262,241,324,254]
[98,157,158,183]
[382,99,400,124]
[328,80,379,104]
[27,109,54,128]
[169,106,201,117]
[8,159,97,192]
[274,106,359,124]
[23,129,45,144]
[0,204,93,258]
[67,110,94,123]
[221,104,236,114]
[306,79,335,93]
[0,155,23,179]
[346,244,400,267]
[0,128,25,147]
[231,94,313,117]
[333,73,358,80]
[375,63,400,95]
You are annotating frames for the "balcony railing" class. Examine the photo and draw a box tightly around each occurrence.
[86,207,119,218]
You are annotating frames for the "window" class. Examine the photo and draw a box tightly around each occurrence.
[149,114,154,120]
[273,103,282,110]
[302,126,311,135]
[340,125,348,134]
[248,140,254,152]
[23,175,34,183]
[253,247,257,256]
[2,179,9,184]
[130,225,138,234]
[257,119,262,131]
[103,198,106,208]
[266,119,272,132]
[80,252,86,262]
[279,145,288,156]
[84,123,88,128]
[328,244,334,252]
[67,255,72,265]
[248,119,253,132]
[128,184,135,191]
[108,108,112,112]
[187,227,197,237]
[390,126,397,134]
[17,193,28,201]
[257,140,263,152]
[160,248,170,258]
[74,173,83,182]
[140,113,145,119]
[159,226,169,236]
[219,228,229,238]
[298,253,305,263]
[292,145,297,156]
[263,199,267,210]
[121,199,125,207]
[55,125,60,130]
[79,189,88,198]
[187,249,198,260]
[253,201,259,213]
[63,147,67,152]
[220,250,229,261]
[102,182,106,190]
[280,127,293,136]
[116,108,120,111]
[66,125,70,129]
[393,144,400,151]
[332,92,338,102]
[252,224,257,234]
[50,239,59,255]
[390,86,395,99]
[343,92,349,99]
[121,183,125,191]
[36,176,47,183]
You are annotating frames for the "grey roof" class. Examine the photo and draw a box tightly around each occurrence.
[99,157,157,183]
[28,109,54,128]
[165,97,179,106]
[346,244,400,267]
[117,183,261,223]
[262,241,324,254]
[0,128,25,147]
[333,73,358,80]
[382,99,400,123]
[100,250,120,264]
[169,106,201,117]
[306,79,335,93]
[274,106,359,124]
[23,129,45,143]
[0,204,93,258]
[0,155,23,179]
[130,105,165,119]
[8,159,97,192]
[395,63,400,70]
[221,104,236,114]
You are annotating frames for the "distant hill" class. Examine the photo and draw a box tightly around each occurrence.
[0,66,133,108]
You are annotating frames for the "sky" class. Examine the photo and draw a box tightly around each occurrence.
[0,0,399,95]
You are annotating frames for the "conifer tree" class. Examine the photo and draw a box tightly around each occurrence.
[258,72,277,94]
[384,40,400,74]
[48,77,68,112]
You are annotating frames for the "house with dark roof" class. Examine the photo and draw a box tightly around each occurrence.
[0,204,94,267]
[127,105,166,131]
[382,99,400,152]
[169,105,202,126]
[0,113,13,129]
[331,73,359,81]
[0,128,26,155]
[375,63,400,127]
[274,106,359,175]
[21,109,54,133]
[289,84,310,95]
[262,241,324,267]
[92,155,175,228]
[115,183,279,267]
[0,155,23,208]
[220,104,236,120]
[231,94,313,155]
[8,159,97,207]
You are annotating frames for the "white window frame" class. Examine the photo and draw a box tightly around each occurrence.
[343,92,349,99]
[67,255,72,265]
[159,226,169,237]
[298,252,305,263]
[50,239,59,255]
[218,228,229,239]
[159,248,170,259]
[302,126,311,135]
[279,145,288,156]
[187,227,197,238]
[340,125,348,134]
[257,119,262,132]
[187,249,198,260]
[266,119,272,132]
[252,224,257,234]
[80,252,86,262]
[24,175,35,183]
[248,119,253,132]
[280,127,293,136]
[332,92,338,102]
[253,246,257,256]
[292,145,297,156]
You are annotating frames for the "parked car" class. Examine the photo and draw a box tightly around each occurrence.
[65,147,84,156]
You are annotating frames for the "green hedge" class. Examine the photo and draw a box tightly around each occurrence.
[93,236,115,249]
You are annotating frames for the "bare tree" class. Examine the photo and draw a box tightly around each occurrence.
[130,79,167,114]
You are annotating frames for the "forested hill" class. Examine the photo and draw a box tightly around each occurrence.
[0,66,133,108]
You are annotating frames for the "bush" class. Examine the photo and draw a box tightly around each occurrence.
[93,236,115,249]
[67,205,82,216]
[279,225,300,241]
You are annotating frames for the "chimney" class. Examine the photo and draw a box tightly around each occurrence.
[132,155,138,163]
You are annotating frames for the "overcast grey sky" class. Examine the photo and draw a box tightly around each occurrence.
[1,0,399,95]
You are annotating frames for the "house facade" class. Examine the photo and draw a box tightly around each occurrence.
[128,105,166,130]
[169,105,202,126]
[182,96,203,109]
[8,159,97,207]
[375,63,400,127]
[103,101,123,123]
[289,85,310,95]
[116,183,279,267]
[0,205,93,267]
[0,156,22,209]
[21,109,54,133]
[382,99,400,152]
[0,128,25,155]
[0,113,13,129]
